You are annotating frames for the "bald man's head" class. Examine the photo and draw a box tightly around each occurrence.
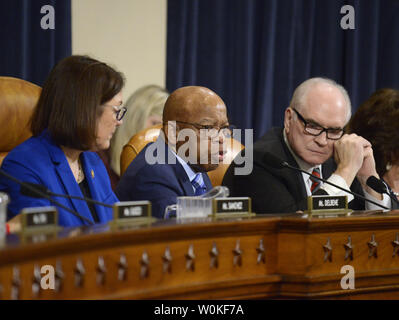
[162,86,229,172]
[163,86,226,123]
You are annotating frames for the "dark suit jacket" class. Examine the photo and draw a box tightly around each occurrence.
[0,130,118,227]
[222,127,365,214]
[116,138,213,218]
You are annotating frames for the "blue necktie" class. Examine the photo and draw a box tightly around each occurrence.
[192,173,207,196]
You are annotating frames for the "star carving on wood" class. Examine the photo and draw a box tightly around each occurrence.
[55,260,65,292]
[343,236,353,261]
[140,251,150,279]
[233,240,243,267]
[96,256,107,285]
[256,239,266,264]
[209,242,219,269]
[367,234,378,259]
[11,266,21,300]
[162,246,173,274]
[74,259,85,287]
[32,264,41,297]
[117,254,128,281]
[185,244,196,271]
[392,233,399,257]
[323,238,333,262]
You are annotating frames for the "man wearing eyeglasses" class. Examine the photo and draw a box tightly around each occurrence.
[223,77,390,213]
[116,86,232,218]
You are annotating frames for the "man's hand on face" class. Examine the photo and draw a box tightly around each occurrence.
[333,134,368,187]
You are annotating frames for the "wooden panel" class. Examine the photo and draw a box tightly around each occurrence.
[2,211,399,299]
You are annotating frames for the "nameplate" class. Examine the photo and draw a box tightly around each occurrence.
[306,195,349,215]
[212,197,253,217]
[113,201,153,222]
[20,206,58,233]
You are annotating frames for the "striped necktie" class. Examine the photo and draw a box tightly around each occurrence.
[310,167,322,194]
[192,173,207,196]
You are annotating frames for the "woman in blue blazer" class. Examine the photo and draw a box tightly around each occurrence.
[0,55,127,227]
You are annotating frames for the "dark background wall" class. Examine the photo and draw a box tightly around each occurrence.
[166,0,399,139]
[1,0,398,142]
[0,0,71,86]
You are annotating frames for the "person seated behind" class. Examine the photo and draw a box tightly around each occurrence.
[116,86,232,218]
[0,55,127,227]
[223,77,391,214]
[108,84,169,177]
[348,88,399,208]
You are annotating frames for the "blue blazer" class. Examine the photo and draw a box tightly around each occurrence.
[0,131,118,227]
[116,138,213,219]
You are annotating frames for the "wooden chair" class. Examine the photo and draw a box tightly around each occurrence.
[120,124,244,186]
[0,76,41,165]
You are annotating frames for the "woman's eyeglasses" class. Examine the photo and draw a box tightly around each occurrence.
[104,105,127,121]
[114,107,127,121]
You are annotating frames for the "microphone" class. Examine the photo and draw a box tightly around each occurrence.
[20,182,113,208]
[366,176,399,205]
[263,152,389,210]
[366,176,386,194]
[0,169,94,225]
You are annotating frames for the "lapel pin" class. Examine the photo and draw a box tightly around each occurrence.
[91,170,95,178]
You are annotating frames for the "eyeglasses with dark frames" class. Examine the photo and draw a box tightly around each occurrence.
[172,121,236,138]
[104,105,127,121]
[115,107,127,121]
[292,108,344,140]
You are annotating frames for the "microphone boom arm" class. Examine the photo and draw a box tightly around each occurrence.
[0,169,94,225]
[282,162,389,210]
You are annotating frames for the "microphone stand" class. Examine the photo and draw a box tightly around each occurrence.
[47,191,113,208]
[20,182,114,208]
[281,161,390,210]
[0,169,94,225]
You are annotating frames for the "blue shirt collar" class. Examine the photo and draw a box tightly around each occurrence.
[157,134,199,183]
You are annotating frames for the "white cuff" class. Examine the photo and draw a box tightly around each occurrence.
[321,174,354,202]
[364,189,391,211]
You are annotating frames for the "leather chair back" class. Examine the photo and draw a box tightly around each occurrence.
[120,125,244,186]
[0,77,41,165]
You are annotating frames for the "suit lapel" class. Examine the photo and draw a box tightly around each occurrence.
[163,143,195,196]
[277,130,308,200]
[44,134,94,225]
[81,153,107,221]
[321,158,336,180]
[203,173,213,190]
[176,162,196,196]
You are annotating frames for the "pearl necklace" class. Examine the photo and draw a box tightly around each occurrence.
[69,159,84,183]
[76,160,84,184]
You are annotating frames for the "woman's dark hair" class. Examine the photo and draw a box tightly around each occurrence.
[348,88,399,177]
[30,55,125,150]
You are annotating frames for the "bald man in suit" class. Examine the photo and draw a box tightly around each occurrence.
[116,86,232,218]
